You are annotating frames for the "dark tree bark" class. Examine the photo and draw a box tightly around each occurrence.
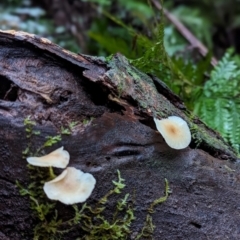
[0,30,239,240]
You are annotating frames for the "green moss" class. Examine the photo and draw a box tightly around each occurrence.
[60,121,78,135]
[72,170,135,240]
[136,179,171,240]
[22,116,41,158]
[16,165,59,240]
[189,120,237,159]
[17,166,136,239]
[82,117,94,126]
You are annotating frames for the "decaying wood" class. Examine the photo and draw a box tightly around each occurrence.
[0,30,240,240]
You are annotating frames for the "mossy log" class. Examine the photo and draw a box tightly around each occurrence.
[0,30,240,240]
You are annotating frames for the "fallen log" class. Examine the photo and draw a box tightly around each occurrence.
[0,30,239,240]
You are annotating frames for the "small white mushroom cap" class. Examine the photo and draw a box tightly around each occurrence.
[154,116,191,149]
[26,146,70,168]
[43,167,96,205]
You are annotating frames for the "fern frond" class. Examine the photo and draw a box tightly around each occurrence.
[194,50,240,153]
[213,98,230,139]
[228,101,240,152]
[211,53,237,80]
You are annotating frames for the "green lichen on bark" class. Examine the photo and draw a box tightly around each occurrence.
[105,53,176,118]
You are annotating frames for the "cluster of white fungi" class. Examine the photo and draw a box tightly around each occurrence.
[26,116,190,205]
[27,147,96,205]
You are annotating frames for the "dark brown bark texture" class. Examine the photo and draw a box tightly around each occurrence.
[0,30,240,240]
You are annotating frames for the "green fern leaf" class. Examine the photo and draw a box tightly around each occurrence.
[194,50,240,153]
[228,101,240,152]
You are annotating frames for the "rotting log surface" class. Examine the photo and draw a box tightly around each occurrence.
[0,30,240,240]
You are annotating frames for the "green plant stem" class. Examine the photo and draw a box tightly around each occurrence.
[49,167,56,179]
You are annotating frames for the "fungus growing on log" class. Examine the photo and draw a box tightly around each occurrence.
[43,167,96,205]
[26,147,70,168]
[154,116,191,149]
[1,30,239,239]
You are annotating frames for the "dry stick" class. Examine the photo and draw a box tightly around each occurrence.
[151,0,218,66]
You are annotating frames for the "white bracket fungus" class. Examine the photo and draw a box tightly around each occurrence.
[43,167,96,205]
[154,116,191,149]
[26,146,70,168]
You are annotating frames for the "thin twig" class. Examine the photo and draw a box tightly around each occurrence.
[151,0,218,66]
